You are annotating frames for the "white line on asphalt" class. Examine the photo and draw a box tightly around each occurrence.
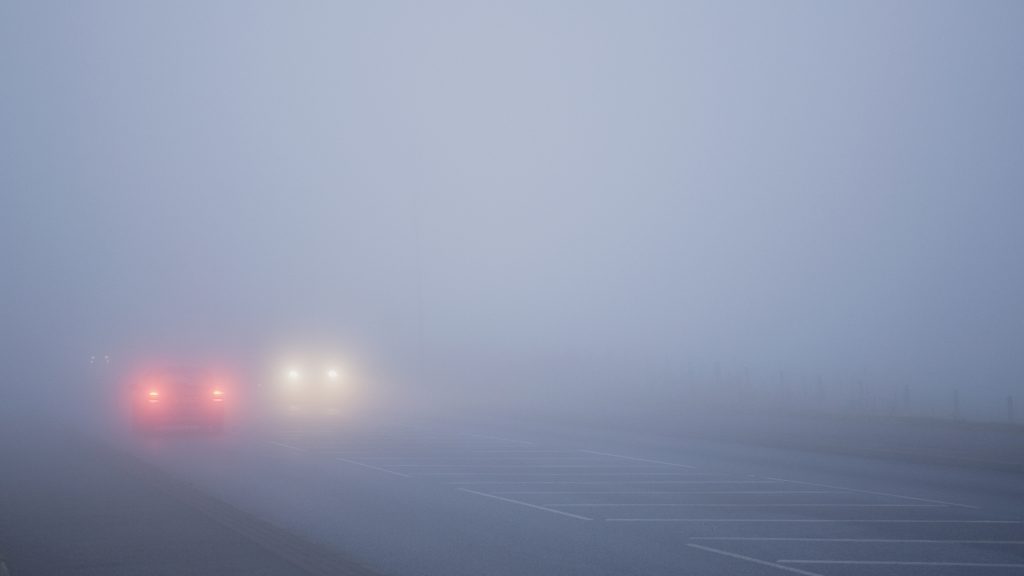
[545,503,946,508]
[342,448,569,453]
[779,560,1024,568]
[412,472,717,476]
[330,443,530,449]
[579,450,696,469]
[352,455,598,461]
[687,543,824,576]
[445,480,779,485]
[492,490,844,495]
[761,476,977,509]
[335,457,411,478]
[609,519,1022,523]
[692,537,1024,544]
[328,451,572,457]
[464,434,535,446]
[458,489,593,520]
[267,441,306,452]
[446,448,569,452]
[387,464,675,469]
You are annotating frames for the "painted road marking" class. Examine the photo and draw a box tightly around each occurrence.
[492,490,844,495]
[687,543,824,576]
[335,457,411,478]
[609,518,1022,523]
[692,537,1024,544]
[579,450,695,469]
[327,451,572,457]
[411,472,718,476]
[387,464,678,469]
[464,434,534,446]
[445,480,780,485]
[458,489,592,520]
[267,441,307,452]
[762,476,978,509]
[779,559,1024,568]
[351,455,604,461]
[545,503,947,508]
[404,472,709,478]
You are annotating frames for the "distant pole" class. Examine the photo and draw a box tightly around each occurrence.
[903,384,911,414]
[953,389,960,420]
[1008,395,1015,423]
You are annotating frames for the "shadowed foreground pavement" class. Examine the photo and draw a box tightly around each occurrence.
[4,406,1024,576]
[0,419,376,576]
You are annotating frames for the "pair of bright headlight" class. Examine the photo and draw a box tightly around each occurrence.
[285,368,341,381]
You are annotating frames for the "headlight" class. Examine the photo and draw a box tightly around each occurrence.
[287,369,301,381]
[326,369,339,380]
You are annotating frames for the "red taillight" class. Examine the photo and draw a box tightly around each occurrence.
[212,389,224,402]
[147,390,160,403]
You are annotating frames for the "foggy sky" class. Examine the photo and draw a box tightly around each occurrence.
[2,1,1023,416]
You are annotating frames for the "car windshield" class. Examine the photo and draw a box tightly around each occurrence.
[3,2,1024,576]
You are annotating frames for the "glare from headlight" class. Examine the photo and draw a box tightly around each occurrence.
[327,369,339,380]
[287,369,301,381]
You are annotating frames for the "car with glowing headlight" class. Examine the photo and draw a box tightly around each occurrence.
[130,366,230,433]
[270,362,350,418]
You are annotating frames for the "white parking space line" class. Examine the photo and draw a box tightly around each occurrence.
[351,456,602,461]
[761,476,978,509]
[692,537,1024,544]
[463,434,535,446]
[331,451,574,457]
[493,490,845,495]
[579,450,696,469]
[411,472,717,477]
[687,543,825,576]
[273,428,1017,575]
[458,489,593,520]
[445,480,781,485]
[328,443,525,450]
[546,503,947,508]
[779,559,1024,568]
[266,441,307,452]
[387,464,677,469]
[609,518,1022,523]
[335,457,411,478]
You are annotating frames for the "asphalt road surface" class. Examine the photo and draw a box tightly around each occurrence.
[4,413,1024,575]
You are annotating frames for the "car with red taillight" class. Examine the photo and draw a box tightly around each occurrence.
[130,366,229,434]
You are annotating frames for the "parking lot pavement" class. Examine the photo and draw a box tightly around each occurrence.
[252,423,1024,575]
[0,426,378,576]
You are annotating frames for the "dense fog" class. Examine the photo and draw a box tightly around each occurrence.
[3,1,1023,425]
